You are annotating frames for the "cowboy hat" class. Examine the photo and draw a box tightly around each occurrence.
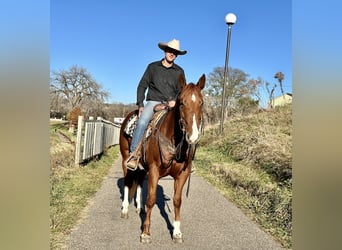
[158,39,187,55]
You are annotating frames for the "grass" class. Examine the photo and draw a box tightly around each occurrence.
[50,122,119,249]
[194,105,292,248]
[194,149,291,248]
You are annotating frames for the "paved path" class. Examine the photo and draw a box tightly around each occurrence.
[67,156,284,250]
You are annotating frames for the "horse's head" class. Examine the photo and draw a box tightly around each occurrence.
[178,74,206,145]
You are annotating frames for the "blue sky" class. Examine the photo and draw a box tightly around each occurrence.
[50,0,292,107]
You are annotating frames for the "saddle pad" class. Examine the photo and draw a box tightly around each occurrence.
[124,109,168,138]
[124,113,138,137]
[145,109,168,138]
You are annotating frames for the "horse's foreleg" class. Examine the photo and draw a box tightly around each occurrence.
[173,188,183,243]
[172,170,190,243]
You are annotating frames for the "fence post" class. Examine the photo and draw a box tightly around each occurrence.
[75,115,84,166]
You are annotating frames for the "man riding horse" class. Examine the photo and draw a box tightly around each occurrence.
[119,38,205,243]
[126,39,187,170]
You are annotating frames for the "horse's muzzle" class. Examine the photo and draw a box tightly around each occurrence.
[185,133,200,145]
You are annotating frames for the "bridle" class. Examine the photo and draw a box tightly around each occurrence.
[176,114,202,162]
[177,114,202,198]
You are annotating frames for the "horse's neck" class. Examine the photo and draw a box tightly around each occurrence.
[159,109,175,132]
[157,107,182,144]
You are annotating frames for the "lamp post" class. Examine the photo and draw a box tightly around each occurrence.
[220,13,237,134]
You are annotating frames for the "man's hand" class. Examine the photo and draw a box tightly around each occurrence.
[168,100,176,108]
[138,106,144,117]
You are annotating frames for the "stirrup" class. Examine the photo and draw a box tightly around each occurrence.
[126,155,140,171]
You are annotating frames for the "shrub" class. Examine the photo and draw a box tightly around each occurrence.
[67,107,82,126]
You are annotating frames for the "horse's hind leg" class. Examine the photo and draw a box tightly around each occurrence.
[135,185,142,214]
[135,170,147,214]
[121,171,137,219]
[121,185,129,219]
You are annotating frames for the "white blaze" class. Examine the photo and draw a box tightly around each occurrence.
[189,114,199,143]
[192,93,196,102]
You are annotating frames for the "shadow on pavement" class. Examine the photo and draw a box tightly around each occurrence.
[117,176,174,238]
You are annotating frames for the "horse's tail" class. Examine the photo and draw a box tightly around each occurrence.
[129,181,138,200]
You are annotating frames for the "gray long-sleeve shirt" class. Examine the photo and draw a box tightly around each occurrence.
[136,59,185,107]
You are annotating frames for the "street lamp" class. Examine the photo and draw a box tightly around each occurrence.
[220,13,237,134]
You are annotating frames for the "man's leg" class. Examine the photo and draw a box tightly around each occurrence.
[126,101,160,170]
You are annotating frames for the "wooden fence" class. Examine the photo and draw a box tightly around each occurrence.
[75,116,121,165]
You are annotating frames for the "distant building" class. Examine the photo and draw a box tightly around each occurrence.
[114,117,124,124]
[269,93,292,108]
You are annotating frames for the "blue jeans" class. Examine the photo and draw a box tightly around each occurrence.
[130,101,161,153]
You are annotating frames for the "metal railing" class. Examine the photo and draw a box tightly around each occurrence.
[75,116,121,165]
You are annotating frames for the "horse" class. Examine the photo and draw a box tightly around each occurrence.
[119,73,205,243]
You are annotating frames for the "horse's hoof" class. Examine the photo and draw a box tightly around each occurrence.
[140,233,152,243]
[173,233,184,243]
[136,208,145,215]
[120,211,128,219]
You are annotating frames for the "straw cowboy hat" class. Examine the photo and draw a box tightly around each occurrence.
[158,39,187,55]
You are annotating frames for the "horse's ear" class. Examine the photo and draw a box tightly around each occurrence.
[179,73,186,90]
[197,74,206,90]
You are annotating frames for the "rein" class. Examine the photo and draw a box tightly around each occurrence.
[153,110,199,170]
[175,118,186,161]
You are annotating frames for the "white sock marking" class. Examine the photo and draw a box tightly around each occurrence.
[173,221,182,236]
[136,185,142,209]
[122,186,129,213]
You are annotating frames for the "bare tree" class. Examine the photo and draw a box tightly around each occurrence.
[82,96,108,119]
[50,90,70,118]
[50,65,110,111]
[266,81,277,109]
[206,67,262,119]
[274,71,285,96]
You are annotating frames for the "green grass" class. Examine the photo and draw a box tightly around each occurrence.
[50,122,119,249]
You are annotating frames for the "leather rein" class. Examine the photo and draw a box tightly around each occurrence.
[154,109,200,170]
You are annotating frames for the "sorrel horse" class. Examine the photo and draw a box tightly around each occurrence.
[119,74,205,243]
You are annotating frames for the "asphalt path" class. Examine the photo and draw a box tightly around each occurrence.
[67,156,284,250]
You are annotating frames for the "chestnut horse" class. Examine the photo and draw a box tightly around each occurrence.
[119,74,205,243]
